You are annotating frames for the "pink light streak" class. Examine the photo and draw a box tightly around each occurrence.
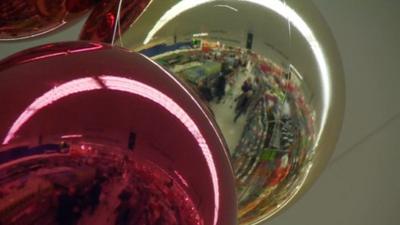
[2,75,220,224]
[68,43,103,53]
[174,170,190,188]
[99,76,220,223]
[2,77,102,145]
[61,134,83,139]
[19,43,103,64]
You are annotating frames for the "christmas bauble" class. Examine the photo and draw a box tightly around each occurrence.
[0,41,236,225]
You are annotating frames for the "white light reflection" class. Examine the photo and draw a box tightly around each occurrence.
[214,4,239,12]
[193,32,209,37]
[143,0,331,149]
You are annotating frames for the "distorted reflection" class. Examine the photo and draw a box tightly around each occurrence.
[96,0,342,222]
[0,0,98,40]
[141,41,315,223]
[0,43,237,225]
[0,140,200,225]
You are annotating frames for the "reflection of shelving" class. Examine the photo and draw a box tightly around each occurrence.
[233,98,268,181]
[151,42,317,221]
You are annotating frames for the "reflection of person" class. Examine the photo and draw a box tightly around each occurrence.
[214,73,227,102]
[225,72,236,98]
[241,78,253,93]
[57,187,81,225]
[197,79,213,101]
[233,78,254,121]
[234,90,253,122]
[87,179,102,214]
[115,189,133,225]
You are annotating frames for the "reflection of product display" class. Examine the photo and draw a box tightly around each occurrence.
[151,41,315,223]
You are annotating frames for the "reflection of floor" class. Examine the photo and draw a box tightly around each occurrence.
[209,69,253,154]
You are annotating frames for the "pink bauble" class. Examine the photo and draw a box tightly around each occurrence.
[0,41,236,225]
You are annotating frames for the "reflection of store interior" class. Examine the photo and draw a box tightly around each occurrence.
[0,37,316,225]
[141,39,315,222]
[0,140,200,225]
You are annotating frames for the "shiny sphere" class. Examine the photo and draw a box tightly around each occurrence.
[80,0,345,224]
[0,41,236,225]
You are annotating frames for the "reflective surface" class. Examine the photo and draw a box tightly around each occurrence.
[80,0,151,43]
[0,42,237,225]
[0,0,98,41]
[82,0,345,224]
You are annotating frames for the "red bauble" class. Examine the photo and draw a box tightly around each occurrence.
[0,0,98,40]
[0,42,236,225]
[80,0,151,43]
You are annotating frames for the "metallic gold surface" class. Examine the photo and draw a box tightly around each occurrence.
[82,0,345,224]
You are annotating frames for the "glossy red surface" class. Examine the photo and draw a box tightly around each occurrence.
[0,41,237,225]
[0,0,98,40]
[104,154,203,225]
[80,0,150,43]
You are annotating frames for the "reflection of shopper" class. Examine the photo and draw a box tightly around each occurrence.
[234,91,253,122]
[57,187,81,225]
[225,72,236,98]
[87,179,102,214]
[241,78,253,93]
[197,79,213,101]
[115,189,133,225]
[214,73,227,102]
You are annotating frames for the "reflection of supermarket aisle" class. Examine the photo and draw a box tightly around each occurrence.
[78,178,126,225]
[172,61,202,73]
[209,69,253,154]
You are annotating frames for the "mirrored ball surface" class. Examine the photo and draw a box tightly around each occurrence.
[0,0,98,40]
[0,42,237,225]
[80,0,345,223]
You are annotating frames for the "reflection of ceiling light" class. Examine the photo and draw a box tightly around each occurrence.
[143,0,330,148]
[290,64,303,80]
[193,32,209,37]
[2,77,102,145]
[61,134,83,139]
[214,4,239,12]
